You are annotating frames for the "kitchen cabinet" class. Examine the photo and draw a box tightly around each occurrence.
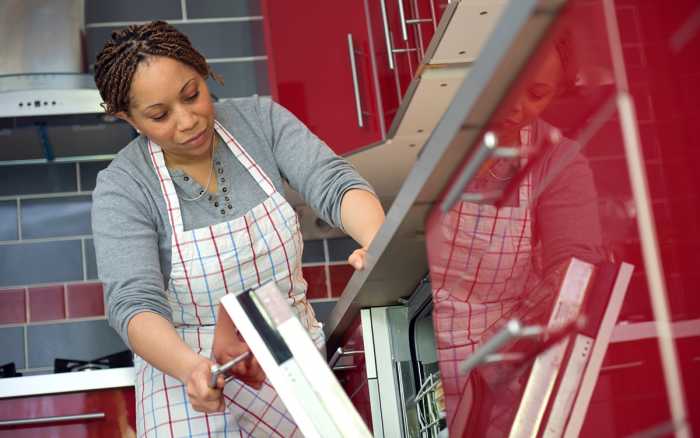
[261,1,384,155]
[422,0,700,436]
[330,315,373,432]
[324,0,699,436]
[0,387,135,438]
[261,0,448,155]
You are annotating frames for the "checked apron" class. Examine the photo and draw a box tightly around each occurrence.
[135,120,323,437]
[427,126,545,431]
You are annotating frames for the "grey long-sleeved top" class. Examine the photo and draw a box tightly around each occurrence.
[91,97,372,347]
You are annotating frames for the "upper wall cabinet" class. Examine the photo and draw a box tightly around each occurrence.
[261,1,384,155]
[261,0,447,155]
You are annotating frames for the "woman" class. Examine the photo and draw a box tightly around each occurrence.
[426,30,606,435]
[91,21,384,437]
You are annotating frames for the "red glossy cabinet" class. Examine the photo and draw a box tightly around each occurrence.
[331,316,373,431]
[424,0,700,436]
[0,388,135,437]
[261,1,443,155]
[365,0,422,134]
[261,1,384,155]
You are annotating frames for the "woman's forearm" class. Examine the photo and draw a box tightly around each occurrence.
[339,188,385,248]
[127,311,203,382]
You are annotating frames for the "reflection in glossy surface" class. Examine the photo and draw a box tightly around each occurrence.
[425,0,699,436]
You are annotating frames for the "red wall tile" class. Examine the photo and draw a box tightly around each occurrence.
[28,285,65,322]
[0,288,26,325]
[302,266,329,299]
[328,264,355,297]
[66,283,105,318]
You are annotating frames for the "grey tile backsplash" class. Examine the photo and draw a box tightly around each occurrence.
[207,60,270,100]
[0,240,83,287]
[0,164,77,196]
[327,237,361,262]
[0,201,18,241]
[21,196,93,239]
[186,0,261,19]
[47,123,135,159]
[85,239,99,280]
[85,0,182,24]
[174,21,266,59]
[79,161,111,192]
[27,320,126,369]
[0,127,44,162]
[302,239,325,264]
[0,327,26,369]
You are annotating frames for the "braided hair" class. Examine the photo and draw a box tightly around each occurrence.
[94,20,222,115]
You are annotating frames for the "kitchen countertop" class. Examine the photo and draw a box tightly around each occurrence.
[0,367,135,398]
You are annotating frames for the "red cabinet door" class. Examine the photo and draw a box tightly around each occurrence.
[0,388,135,438]
[424,0,700,436]
[366,0,423,133]
[261,1,383,155]
[332,316,372,431]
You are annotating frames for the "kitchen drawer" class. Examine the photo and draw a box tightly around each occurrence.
[0,387,135,438]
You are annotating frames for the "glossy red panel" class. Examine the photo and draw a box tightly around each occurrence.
[27,285,65,322]
[0,288,26,325]
[261,1,382,155]
[365,0,420,133]
[409,0,440,61]
[0,388,135,438]
[333,316,372,431]
[328,264,356,297]
[302,266,328,300]
[66,283,105,319]
[424,0,699,436]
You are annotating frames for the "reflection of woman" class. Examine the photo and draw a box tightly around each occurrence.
[426,32,606,433]
[91,21,384,436]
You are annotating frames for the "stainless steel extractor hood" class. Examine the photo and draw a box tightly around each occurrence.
[0,0,104,118]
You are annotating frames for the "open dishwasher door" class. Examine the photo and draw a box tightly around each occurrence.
[220,282,372,438]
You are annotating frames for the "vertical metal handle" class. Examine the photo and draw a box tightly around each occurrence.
[379,0,395,69]
[347,34,364,128]
[441,132,499,212]
[398,0,408,40]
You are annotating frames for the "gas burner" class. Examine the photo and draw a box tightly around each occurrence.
[0,362,22,378]
[54,350,133,373]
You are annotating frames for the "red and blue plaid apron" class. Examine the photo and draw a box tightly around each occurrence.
[427,127,544,433]
[135,120,323,437]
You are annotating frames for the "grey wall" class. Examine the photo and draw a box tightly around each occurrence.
[85,0,269,99]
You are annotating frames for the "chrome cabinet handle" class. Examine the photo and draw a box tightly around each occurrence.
[405,18,433,24]
[379,0,395,69]
[441,132,499,212]
[459,319,544,376]
[441,133,523,212]
[332,365,359,371]
[459,316,584,376]
[398,0,408,40]
[329,346,365,368]
[0,412,106,427]
[398,0,433,39]
[347,34,364,128]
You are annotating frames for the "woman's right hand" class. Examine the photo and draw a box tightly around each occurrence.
[184,356,225,413]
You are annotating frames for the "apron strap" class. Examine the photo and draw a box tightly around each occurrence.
[214,120,276,197]
[147,139,185,234]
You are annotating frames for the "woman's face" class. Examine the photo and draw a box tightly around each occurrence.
[118,56,216,162]
[491,47,564,143]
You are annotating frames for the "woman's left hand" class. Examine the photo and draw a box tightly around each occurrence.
[348,247,369,271]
